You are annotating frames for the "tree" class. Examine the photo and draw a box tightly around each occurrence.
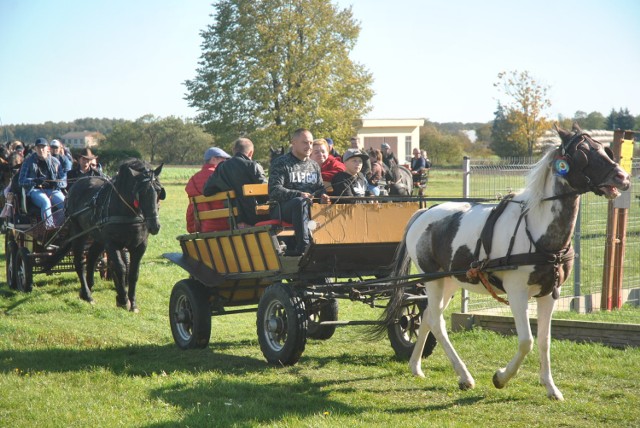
[606,108,635,131]
[420,124,464,166]
[493,70,552,157]
[185,0,373,158]
[581,111,605,130]
[490,103,528,158]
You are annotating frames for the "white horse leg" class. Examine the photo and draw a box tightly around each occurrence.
[412,280,475,390]
[493,288,533,389]
[536,293,564,400]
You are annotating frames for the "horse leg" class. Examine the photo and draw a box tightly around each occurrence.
[412,279,475,390]
[493,287,533,390]
[536,293,563,400]
[106,247,129,309]
[73,239,93,304]
[85,242,105,292]
[126,243,147,313]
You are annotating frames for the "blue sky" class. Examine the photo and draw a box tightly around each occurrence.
[1,0,639,126]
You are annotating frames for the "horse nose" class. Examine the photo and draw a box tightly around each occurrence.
[615,170,630,190]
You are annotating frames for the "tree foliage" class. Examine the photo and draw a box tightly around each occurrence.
[104,116,214,164]
[184,0,373,158]
[492,70,552,157]
[606,108,636,131]
[420,124,465,166]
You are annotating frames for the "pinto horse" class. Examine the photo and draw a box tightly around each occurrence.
[46,159,164,311]
[382,125,630,400]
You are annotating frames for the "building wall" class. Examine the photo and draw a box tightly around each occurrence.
[356,119,424,163]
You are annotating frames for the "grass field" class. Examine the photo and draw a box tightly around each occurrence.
[1,167,640,427]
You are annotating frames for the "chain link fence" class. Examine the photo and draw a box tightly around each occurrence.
[462,157,639,315]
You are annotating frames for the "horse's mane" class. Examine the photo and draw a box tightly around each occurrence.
[519,147,558,214]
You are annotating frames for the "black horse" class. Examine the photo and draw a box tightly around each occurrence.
[46,159,164,311]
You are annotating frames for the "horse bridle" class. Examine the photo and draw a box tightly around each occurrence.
[556,132,617,197]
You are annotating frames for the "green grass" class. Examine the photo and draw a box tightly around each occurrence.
[1,168,640,427]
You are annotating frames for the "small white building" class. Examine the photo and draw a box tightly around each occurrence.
[61,131,104,149]
[355,118,424,162]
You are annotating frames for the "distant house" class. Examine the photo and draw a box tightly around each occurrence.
[355,119,425,163]
[61,131,104,149]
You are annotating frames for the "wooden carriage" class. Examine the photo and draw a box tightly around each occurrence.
[164,184,436,365]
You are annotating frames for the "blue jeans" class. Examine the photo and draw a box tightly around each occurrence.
[28,188,65,228]
[367,184,380,196]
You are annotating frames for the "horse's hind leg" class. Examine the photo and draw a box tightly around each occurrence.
[536,293,563,400]
[413,279,475,390]
[493,287,533,390]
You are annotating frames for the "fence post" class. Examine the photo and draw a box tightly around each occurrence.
[570,205,582,312]
[461,157,471,313]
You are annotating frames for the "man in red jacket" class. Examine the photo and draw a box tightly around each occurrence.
[185,147,231,233]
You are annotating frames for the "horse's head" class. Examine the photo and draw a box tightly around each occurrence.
[269,146,286,165]
[555,124,630,199]
[122,160,165,235]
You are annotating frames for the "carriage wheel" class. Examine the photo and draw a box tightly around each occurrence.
[387,294,437,359]
[5,237,18,290]
[169,279,212,349]
[15,247,33,293]
[257,282,307,365]
[307,298,338,340]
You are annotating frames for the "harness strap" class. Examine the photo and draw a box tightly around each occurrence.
[466,267,509,305]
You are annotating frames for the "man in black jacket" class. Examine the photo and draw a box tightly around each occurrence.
[202,138,267,227]
[269,128,329,256]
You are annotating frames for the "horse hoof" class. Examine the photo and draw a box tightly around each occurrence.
[458,379,475,391]
[129,306,139,314]
[492,372,505,389]
[79,295,95,305]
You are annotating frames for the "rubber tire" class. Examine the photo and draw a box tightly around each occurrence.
[257,282,307,366]
[14,247,33,293]
[387,297,437,359]
[169,279,212,349]
[307,298,338,340]
[5,237,18,290]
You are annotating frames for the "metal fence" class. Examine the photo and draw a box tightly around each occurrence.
[462,157,640,315]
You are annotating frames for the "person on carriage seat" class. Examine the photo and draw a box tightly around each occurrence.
[202,138,267,228]
[310,138,345,193]
[49,139,73,174]
[269,128,330,257]
[349,136,371,179]
[18,138,66,229]
[331,149,370,204]
[325,138,341,161]
[410,148,430,187]
[381,142,398,170]
[367,149,385,196]
[185,146,231,233]
[66,148,104,190]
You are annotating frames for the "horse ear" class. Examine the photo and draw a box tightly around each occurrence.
[154,163,163,176]
[571,122,583,133]
[127,167,141,178]
[555,124,572,142]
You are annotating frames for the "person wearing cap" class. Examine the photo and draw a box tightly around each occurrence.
[330,148,370,203]
[310,138,345,191]
[325,137,341,161]
[185,146,231,233]
[349,135,371,179]
[66,148,104,190]
[49,139,73,173]
[381,142,398,170]
[18,137,66,229]
[202,138,267,228]
[269,128,330,257]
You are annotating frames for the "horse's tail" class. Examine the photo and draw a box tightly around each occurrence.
[370,209,424,338]
[41,241,73,273]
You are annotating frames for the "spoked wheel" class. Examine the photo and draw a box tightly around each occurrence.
[169,279,212,349]
[14,247,33,293]
[5,237,18,290]
[257,282,307,365]
[387,293,437,359]
[307,298,338,340]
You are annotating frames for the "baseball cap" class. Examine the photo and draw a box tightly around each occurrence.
[325,138,334,146]
[50,139,61,147]
[35,138,48,146]
[342,148,369,163]
[204,147,231,162]
[381,143,390,149]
